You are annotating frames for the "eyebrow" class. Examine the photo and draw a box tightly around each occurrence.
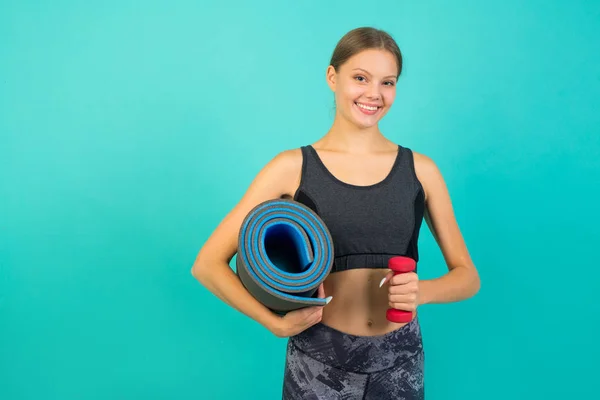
[352,68,397,79]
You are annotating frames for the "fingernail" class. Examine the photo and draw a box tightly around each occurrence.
[325,296,333,304]
[379,277,386,288]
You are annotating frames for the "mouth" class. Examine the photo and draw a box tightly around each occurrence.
[354,101,382,116]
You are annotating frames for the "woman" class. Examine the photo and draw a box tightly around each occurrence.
[192,27,480,399]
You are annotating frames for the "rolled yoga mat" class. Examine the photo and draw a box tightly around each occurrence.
[236,198,334,315]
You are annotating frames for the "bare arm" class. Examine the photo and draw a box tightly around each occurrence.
[414,153,481,305]
[191,149,303,335]
[192,150,324,337]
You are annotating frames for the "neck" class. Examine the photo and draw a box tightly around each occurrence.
[319,113,386,154]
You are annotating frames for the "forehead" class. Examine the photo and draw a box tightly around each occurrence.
[341,49,398,77]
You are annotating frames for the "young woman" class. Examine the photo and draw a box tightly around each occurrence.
[192,27,480,400]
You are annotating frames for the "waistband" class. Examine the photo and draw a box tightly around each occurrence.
[289,316,423,374]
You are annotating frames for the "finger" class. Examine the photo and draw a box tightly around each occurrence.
[316,283,333,305]
[298,306,320,321]
[388,281,419,294]
[305,308,323,327]
[388,302,417,312]
[296,304,325,323]
[388,293,417,304]
[306,305,322,316]
[379,270,394,288]
[390,272,418,285]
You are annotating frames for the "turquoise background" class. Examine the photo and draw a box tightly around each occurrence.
[1,0,598,399]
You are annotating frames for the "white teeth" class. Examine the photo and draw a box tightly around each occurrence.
[356,103,379,111]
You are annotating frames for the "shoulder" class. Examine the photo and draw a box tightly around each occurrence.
[407,150,445,202]
[255,147,304,197]
[264,147,303,175]
[411,150,439,175]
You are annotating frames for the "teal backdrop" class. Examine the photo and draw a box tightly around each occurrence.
[1,0,598,399]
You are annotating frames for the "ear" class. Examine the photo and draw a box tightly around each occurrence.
[326,65,337,91]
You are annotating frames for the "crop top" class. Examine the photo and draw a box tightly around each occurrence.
[293,144,426,273]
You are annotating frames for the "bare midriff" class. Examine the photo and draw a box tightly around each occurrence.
[321,268,415,336]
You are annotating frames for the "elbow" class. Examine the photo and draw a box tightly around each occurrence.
[470,268,481,297]
[190,263,202,279]
[456,262,480,299]
[190,254,210,281]
[190,251,227,282]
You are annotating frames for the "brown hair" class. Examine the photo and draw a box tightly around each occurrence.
[329,27,403,77]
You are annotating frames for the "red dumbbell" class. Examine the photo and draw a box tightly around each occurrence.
[386,256,417,323]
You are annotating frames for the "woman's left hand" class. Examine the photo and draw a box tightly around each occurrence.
[380,271,420,312]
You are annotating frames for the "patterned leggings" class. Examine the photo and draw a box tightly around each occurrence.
[282,317,424,400]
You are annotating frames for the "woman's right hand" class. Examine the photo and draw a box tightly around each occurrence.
[270,283,331,338]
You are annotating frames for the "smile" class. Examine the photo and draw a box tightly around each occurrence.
[354,102,381,115]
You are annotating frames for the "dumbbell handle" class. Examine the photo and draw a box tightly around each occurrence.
[386,256,416,323]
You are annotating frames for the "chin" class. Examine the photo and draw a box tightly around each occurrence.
[353,119,379,129]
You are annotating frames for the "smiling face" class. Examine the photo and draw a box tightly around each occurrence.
[326,48,399,129]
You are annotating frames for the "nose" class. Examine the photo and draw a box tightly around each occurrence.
[365,82,381,100]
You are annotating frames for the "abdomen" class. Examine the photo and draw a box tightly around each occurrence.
[320,268,412,336]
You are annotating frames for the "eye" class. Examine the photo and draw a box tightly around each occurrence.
[383,81,396,86]
[354,75,367,82]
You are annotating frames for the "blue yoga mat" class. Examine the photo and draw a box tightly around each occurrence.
[236,199,334,314]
